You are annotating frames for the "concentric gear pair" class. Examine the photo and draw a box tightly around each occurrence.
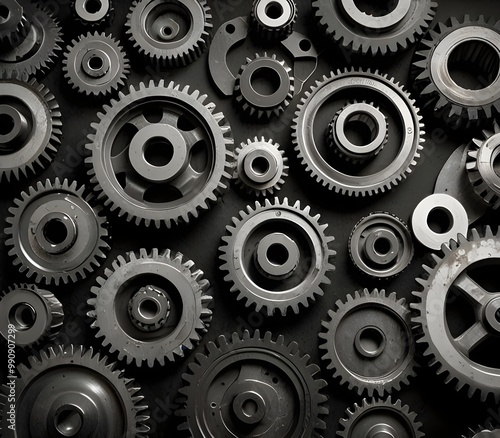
[71,0,114,27]
[219,198,335,316]
[177,330,328,437]
[251,0,297,40]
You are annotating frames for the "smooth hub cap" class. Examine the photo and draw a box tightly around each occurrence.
[0,103,29,151]
[255,232,300,279]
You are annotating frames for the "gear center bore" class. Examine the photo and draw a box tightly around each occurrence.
[129,285,171,332]
[484,297,500,333]
[366,423,398,438]
[232,391,267,425]
[8,302,36,331]
[363,228,399,266]
[255,232,300,280]
[82,49,111,78]
[36,213,78,255]
[0,104,29,152]
[354,325,387,358]
[54,405,84,437]
[243,149,278,184]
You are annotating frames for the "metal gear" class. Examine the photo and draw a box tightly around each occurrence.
[293,69,425,196]
[0,0,30,49]
[251,0,297,40]
[125,0,212,68]
[87,248,213,367]
[412,16,500,130]
[464,426,500,438]
[337,397,424,438]
[85,80,234,228]
[412,227,500,402]
[467,121,500,210]
[234,137,288,196]
[0,77,61,182]
[219,197,335,316]
[234,53,294,120]
[177,330,329,437]
[72,0,114,27]
[4,178,110,286]
[0,283,63,348]
[312,0,437,56]
[0,345,150,437]
[62,31,129,98]
[319,289,416,397]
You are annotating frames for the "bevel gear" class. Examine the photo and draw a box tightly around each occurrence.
[219,198,335,316]
[72,0,114,27]
[412,227,500,402]
[319,289,416,397]
[177,330,328,437]
[125,0,212,68]
[0,0,30,48]
[293,69,425,196]
[62,31,129,98]
[0,345,150,437]
[251,0,297,40]
[4,178,110,286]
[87,248,213,367]
[85,80,234,228]
[234,137,288,196]
[464,426,500,438]
[0,77,61,182]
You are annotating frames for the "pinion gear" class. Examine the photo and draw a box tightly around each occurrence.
[72,0,114,27]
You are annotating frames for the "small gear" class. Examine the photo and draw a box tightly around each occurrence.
[219,197,335,316]
[125,0,212,68]
[0,345,150,437]
[0,0,30,48]
[87,248,213,367]
[177,330,328,437]
[62,31,129,98]
[0,283,63,348]
[72,0,114,27]
[0,77,61,182]
[319,289,417,397]
[467,121,500,209]
[464,426,500,438]
[5,178,110,285]
[251,0,297,40]
[412,227,500,402]
[234,53,294,120]
[85,80,234,228]
[337,397,424,438]
[234,137,288,196]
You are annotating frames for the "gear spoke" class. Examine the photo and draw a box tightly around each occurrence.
[454,273,491,308]
[123,174,148,201]
[182,126,206,150]
[111,147,132,174]
[454,321,490,355]
[171,165,203,197]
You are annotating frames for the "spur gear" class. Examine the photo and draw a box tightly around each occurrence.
[337,397,424,438]
[126,0,212,68]
[319,289,416,397]
[464,426,500,438]
[0,0,30,48]
[4,178,110,285]
[219,198,335,316]
[234,137,288,196]
[313,0,437,56]
[72,0,114,27]
[293,69,424,196]
[87,248,213,367]
[0,283,63,348]
[412,227,500,402]
[251,0,297,40]
[178,330,328,437]
[0,345,150,437]
[0,77,61,182]
[85,80,234,228]
[62,31,129,98]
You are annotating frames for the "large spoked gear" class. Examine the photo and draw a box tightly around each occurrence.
[125,0,212,68]
[319,289,416,397]
[313,0,437,56]
[0,0,30,48]
[85,80,234,228]
[87,248,213,367]
[219,198,335,316]
[293,69,425,196]
[412,227,500,402]
[0,77,61,182]
[0,345,150,437]
[178,330,328,437]
[412,16,500,130]
[62,31,129,98]
[4,178,110,285]
[337,397,424,438]
[464,426,500,438]
[72,0,114,27]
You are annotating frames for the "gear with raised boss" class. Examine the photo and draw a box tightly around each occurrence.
[0,0,29,48]
[251,0,297,40]
[464,426,500,438]
[71,0,114,27]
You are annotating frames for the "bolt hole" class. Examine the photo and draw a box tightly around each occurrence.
[299,39,312,52]
[210,402,217,409]
[267,243,289,266]
[251,156,270,175]
[493,152,500,178]
[55,408,83,437]
[344,113,377,146]
[144,137,174,167]
[9,303,36,331]
[242,399,258,417]
[0,112,14,136]
[427,207,454,234]
[226,23,235,34]
[272,377,279,384]
[84,0,102,14]
[43,219,68,245]
[265,2,283,19]
[139,299,160,320]
[87,55,103,71]
[250,67,281,97]
[161,26,173,37]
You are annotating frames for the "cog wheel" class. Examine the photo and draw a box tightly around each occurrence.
[0,77,61,182]
[72,0,114,27]
[412,227,500,402]
[0,0,30,48]
[125,0,212,68]
[313,0,437,56]
[251,0,297,40]
[337,397,424,438]
[319,289,416,397]
[219,198,335,316]
[412,16,500,130]
[177,330,329,437]
[467,121,500,210]
[464,426,500,438]
[234,137,288,196]
[0,283,63,348]
[293,69,425,196]
[87,248,213,367]
[62,31,130,98]
[4,178,110,286]
[234,53,294,120]
[0,345,150,437]
[85,80,234,228]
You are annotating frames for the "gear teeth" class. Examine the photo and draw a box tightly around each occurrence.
[251,0,297,40]
[71,0,114,26]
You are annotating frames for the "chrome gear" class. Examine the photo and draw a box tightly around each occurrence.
[251,0,297,40]
[0,0,29,48]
